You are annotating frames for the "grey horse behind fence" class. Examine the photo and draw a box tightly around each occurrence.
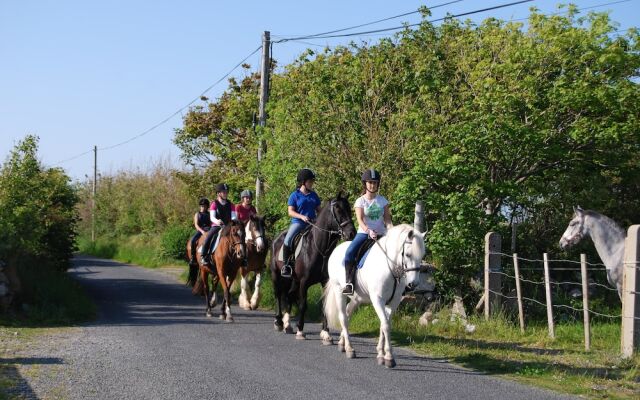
[559,206,624,300]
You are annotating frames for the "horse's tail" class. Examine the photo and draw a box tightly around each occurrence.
[192,273,204,296]
[187,261,198,287]
[322,280,340,330]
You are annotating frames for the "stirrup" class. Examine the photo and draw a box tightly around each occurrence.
[280,264,293,278]
[342,283,354,295]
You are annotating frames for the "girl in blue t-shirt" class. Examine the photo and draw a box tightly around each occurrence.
[281,168,321,278]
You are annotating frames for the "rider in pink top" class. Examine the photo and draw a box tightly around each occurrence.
[235,189,257,223]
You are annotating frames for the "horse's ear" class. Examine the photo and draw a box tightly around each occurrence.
[336,190,343,200]
[574,206,584,215]
[419,231,427,240]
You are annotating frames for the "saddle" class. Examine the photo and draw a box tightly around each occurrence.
[355,238,376,269]
[276,225,312,262]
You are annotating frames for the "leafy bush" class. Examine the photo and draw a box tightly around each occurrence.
[160,224,193,260]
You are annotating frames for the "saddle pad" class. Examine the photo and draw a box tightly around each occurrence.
[277,238,304,262]
[276,226,311,262]
[357,247,373,270]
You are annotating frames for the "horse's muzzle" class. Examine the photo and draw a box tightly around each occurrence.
[405,282,417,292]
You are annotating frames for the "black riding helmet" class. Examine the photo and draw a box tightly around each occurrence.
[296,168,316,185]
[361,169,381,183]
[199,197,210,208]
[216,183,229,193]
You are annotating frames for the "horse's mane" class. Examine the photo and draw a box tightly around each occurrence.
[220,220,244,236]
[384,224,425,256]
[583,210,625,238]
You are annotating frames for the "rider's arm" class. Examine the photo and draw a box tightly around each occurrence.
[210,204,223,226]
[194,212,205,234]
[355,207,368,233]
[288,205,309,222]
[383,204,393,230]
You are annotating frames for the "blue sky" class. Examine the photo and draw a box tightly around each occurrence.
[1,0,637,181]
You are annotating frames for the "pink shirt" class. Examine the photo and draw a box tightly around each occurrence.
[235,204,257,223]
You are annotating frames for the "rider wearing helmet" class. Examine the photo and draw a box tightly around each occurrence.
[189,197,212,265]
[235,189,257,223]
[281,168,321,278]
[342,169,392,295]
[200,183,237,266]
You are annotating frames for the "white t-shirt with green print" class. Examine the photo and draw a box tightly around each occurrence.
[354,194,389,235]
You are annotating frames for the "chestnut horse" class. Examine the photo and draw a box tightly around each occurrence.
[187,220,246,320]
[238,215,269,310]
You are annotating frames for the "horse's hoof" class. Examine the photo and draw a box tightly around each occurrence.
[322,338,333,346]
[295,332,306,340]
[225,316,234,323]
[377,357,384,366]
[206,312,212,318]
[219,315,225,320]
[284,326,294,334]
[346,350,356,359]
[339,344,345,353]
[384,359,396,368]
[274,322,283,332]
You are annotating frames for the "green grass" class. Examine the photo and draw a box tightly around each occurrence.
[342,305,640,399]
[77,234,188,269]
[1,264,96,328]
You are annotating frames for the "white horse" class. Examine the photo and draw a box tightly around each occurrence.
[559,206,625,299]
[322,224,426,368]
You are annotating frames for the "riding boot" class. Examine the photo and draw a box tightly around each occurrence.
[281,245,293,278]
[342,260,357,295]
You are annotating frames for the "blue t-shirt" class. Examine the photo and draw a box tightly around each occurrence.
[287,189,321,225]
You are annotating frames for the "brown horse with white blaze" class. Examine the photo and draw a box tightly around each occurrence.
[238,215,269,310]
[187,220,246,320]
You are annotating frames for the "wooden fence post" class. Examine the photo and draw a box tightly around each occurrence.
[543,253,555,339]
[621,225,640,358]
[513,254,525,333]
[484,232,502,321]
[580,254,590,351]
[414,201,425,233]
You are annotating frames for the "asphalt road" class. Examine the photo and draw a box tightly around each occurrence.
[36,255,575,399]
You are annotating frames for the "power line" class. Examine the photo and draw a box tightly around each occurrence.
[275,0,534,43]
[52,45,262,164]
[273,0,464,41]
[509,0,632,23]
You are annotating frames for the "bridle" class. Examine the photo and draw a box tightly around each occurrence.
[564,214,586,247]
[227,226,246,260]
[374,230,422,304]
[307,200,352,240]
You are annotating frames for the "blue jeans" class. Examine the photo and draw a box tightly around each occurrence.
[284,222,306,247]
[344,233,369,265]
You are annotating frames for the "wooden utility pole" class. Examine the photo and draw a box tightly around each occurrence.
[622,225,640,358]
[255,31,270,212]
[92,145,97,242]
[484,232,502,320]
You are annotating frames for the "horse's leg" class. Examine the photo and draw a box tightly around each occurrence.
[334,286,354,358]
[250,269,263,310]
[371,295,395,368]
[224,269,239,322]
[271,263,284,331]
[239,269,251,310]
[210,275,218,308]
[283,291,294,334]
[216,263,232,322]
[295,279,309,339]
[200,268,212,318]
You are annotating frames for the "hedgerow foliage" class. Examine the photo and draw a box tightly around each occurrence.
[0,135,78,271]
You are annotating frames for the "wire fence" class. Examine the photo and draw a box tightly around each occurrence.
[483,233,640,354]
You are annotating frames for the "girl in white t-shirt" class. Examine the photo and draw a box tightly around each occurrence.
[342,169,393,295]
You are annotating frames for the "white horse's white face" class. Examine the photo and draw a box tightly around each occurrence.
[245,218,266,252]
[397,228,427,291]
[559,207,586,250]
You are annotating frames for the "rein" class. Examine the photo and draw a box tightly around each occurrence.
[305,200,352,272]
[373,232,421,304]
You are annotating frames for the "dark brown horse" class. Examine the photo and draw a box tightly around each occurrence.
[238,215,269,310]
[187,220,246,320]
[270,192,356,340]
